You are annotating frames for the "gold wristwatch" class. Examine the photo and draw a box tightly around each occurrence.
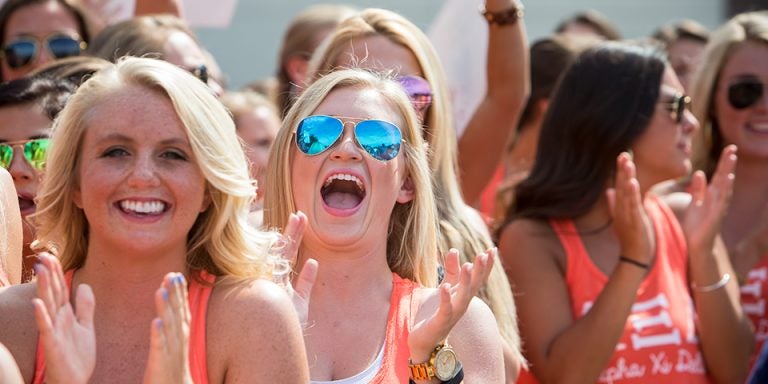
[408,341,460,381]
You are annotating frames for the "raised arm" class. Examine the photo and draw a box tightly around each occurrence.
[674,145,754,383]
[498,153,655,383]
[0,168,22,285]
[458,0,529,203]
[134,0,183,17]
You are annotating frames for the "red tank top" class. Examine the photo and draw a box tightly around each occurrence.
[742,255,768,369]
[367,273,419,383]
[518,196,710,384]
[32,270,215,384]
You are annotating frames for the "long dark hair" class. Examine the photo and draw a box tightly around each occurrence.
[501,42,666,226]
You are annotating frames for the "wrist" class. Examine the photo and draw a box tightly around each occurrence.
[480,2,524,26]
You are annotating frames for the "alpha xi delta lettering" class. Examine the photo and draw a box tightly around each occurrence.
[598,349,706,384]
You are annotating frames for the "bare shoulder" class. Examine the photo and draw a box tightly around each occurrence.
[0,283,40,381]
[206,278,309,383]
[497,218,563,273]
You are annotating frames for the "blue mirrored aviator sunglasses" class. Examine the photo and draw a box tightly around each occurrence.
[1,34,85,69]
[295,115,402,162]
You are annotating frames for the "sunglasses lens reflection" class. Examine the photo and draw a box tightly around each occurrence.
[296,115,344,155]
[24,139,50,169]
[729,80,763,110]
[0,144,12,169]
[355,120,401,161]
[48,36,82,59]
[4,41,36,68]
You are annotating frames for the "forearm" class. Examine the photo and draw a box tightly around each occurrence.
[539,264,644,383]
[134,0,183,17]
[457,0,529,203]
[689,246,754,383]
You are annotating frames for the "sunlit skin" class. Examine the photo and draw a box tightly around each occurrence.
[0,103,51,281]
[632,66,699,188]
[713,41,768,161]
[1,0,81,81]
[291,86,410,251]
[73,86,209,260]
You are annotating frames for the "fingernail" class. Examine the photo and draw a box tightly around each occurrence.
[156,319,163,329]
[162,288,169,301]
[33,263,40,274]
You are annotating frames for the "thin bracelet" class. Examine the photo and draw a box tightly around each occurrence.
[691,273,731,293]
[619,255,650,271]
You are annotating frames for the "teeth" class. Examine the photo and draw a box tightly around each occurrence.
[323,173,365,192]
[750,123,768,132]
[120,200,166,214]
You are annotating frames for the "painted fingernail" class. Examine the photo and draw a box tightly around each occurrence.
[162,288,169,301]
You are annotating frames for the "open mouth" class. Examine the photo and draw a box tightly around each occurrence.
[747,122,768,134]
[321,173,366,210]
[17,195,35,215]
[117,200,169,217]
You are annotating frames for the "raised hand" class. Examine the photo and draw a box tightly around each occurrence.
[682,145,737,255]
[32,253,95,384]
[408,250,494,361]
[143,272,193,384]
[280,212,318,328]
[607,152,655,266]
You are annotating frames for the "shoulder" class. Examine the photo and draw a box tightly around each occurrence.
[498,218,562,269]
[206,278,308,382]
[208,278,297,330]
[0,283,40,380]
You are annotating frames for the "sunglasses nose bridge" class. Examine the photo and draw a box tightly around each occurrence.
[6,145,35,176]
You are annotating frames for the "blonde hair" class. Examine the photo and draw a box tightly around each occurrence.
[220,90,279,122]
[34,57,286,282]
[307,8,523,362]
[690,11,768,177]
[264,68,438,287]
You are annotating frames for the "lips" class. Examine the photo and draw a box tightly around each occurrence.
[746,121,768,134]
[320,171,366,215]
[17,193,35,216]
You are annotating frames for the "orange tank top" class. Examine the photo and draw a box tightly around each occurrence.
[518,196,710,384]
[742,254,768,369]
[367,273,419,383]
[32,270,215,384]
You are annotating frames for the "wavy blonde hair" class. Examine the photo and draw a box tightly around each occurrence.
[264,68,438,287]
[34,57,286,282]
[690,11,768,177]
[306,8,523,363]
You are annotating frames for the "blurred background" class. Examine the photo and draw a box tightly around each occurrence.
[191,0,766,89]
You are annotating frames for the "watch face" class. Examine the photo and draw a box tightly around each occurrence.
[434,348,458,380]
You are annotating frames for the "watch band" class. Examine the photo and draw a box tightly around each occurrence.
[408,365,464,384]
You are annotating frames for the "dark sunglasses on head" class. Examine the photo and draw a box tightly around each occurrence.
[396,75,433,115]
[190,64,208,84]
[0,138,50,170]
[660,93,692,123]
[295,115,402,162]
[1,34,85,69]
[728,77,763,110]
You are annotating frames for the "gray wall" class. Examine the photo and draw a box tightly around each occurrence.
[193,1,725,90]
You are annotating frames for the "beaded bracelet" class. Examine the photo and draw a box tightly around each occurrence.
[691,273,731,293]
[480,4,525,26]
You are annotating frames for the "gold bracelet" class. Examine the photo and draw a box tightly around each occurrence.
[691,273,731,293]
[479,4,525,26]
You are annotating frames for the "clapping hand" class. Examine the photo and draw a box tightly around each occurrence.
[408,248,495,361]
[32,253,95,384]
[280,212,318,328]
[143,273,193,384]
[682,145,737,256]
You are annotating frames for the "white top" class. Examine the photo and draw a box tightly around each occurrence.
[310,344,385,384]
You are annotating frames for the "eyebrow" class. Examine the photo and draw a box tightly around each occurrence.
[96,133,190,147]
[0,134,50,142]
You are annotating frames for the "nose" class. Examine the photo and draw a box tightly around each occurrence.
[330,126,362,162]
[681,109,699,134]
[36,43,52,67]
[8,148,34,181]
[126,155,161,188]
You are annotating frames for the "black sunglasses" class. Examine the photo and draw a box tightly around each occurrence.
[728,77,763,110]
[190,64,208,84]
[660,93,692,123]
[1,34,85,69]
